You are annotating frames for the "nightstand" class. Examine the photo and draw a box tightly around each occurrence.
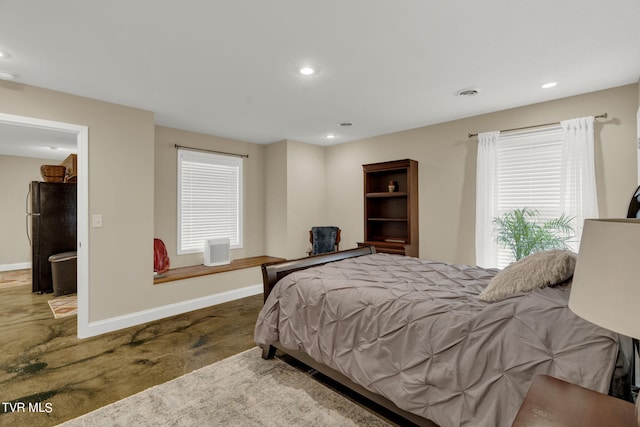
[511,375,635,427]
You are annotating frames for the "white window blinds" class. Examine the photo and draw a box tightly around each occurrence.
[177,149,243,254]
[494,126,572,267]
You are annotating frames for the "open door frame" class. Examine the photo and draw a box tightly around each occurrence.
[0,112,89,338]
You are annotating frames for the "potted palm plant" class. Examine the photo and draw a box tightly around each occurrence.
[493,207,575,261]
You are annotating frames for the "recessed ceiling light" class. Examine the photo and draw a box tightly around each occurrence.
[326,134,336,139]
[299,67,315,75]
[541,82,557,89]
[0,70,16,80]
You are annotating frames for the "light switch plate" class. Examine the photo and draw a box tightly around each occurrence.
[92,214,103,228]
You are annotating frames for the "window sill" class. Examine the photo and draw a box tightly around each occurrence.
[153,255,285,284]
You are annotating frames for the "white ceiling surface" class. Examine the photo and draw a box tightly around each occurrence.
[0,122,77,160]
[0,1,639,154]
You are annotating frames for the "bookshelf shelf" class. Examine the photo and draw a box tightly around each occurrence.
[358,159,419,257]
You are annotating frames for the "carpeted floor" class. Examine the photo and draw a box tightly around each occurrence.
[57,347,392,427]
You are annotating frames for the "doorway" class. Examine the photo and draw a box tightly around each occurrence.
[0,112,88,338]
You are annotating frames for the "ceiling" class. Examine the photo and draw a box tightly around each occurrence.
[0,121,77,160]
[0,0,639,155]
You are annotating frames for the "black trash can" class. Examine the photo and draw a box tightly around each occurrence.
[49,251,77,296]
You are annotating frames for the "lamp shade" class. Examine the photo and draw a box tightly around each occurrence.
[569,218,640,339]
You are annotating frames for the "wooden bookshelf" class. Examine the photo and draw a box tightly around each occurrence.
[358,159,419,257]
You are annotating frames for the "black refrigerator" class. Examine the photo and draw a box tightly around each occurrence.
[27,181,77,293]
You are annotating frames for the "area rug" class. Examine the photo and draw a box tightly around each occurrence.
[0,269,31,289]
[57,347,391,427]
[48,295,77,319]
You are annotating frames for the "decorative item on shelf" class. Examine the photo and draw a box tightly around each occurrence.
[388,180,397,192]
[569,219,640,426]
[40,165,66,182]
[153,238,170,276]
[384,238,406,243]
[61,154,77,182]
[204,237,231,266]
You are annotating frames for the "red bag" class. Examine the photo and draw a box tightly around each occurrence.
[153,238,170,274]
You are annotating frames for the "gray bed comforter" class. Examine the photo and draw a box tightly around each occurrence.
[254,253,619,427]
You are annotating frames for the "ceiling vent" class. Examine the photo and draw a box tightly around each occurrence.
[455,88,480,97]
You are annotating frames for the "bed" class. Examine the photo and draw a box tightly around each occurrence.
[254,247,625,427]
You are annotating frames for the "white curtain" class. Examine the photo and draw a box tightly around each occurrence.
[637,107,640,185]
[560,116,599,250]
[475,131,500,267]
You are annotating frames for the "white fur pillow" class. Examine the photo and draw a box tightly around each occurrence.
[478,250,577,302]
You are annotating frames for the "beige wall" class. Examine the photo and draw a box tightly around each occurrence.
[148,126,268,315]
[0,81,155,322]
[263,140,327,259]
[324,84,639,265]
[0,84,271,324]
[286,140,327,258]
[154,126,266,268]
[264,141,288,257]
[0,155,43,266]
[0,82,270,330]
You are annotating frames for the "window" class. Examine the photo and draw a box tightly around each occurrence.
[493,126,570,267]
[177,149,243,254]
[476,117,598,269]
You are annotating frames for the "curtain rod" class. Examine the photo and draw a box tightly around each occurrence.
[174,144,249,158]
[467,113,608,139]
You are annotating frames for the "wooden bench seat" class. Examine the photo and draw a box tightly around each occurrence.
[154,255,285,284]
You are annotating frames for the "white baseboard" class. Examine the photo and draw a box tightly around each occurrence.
[79,283,262,338]
[0,262,31,272]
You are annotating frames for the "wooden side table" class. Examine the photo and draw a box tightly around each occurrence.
[511,375,635,427]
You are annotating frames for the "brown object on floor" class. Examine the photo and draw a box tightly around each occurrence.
[511,375,635,427]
